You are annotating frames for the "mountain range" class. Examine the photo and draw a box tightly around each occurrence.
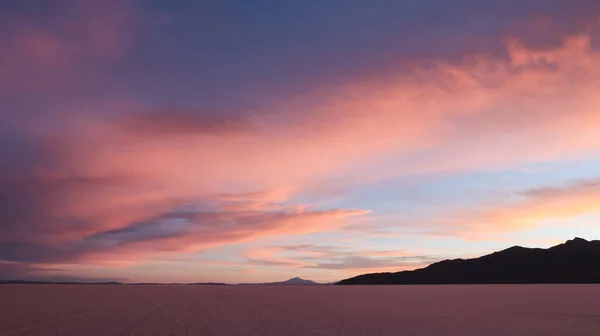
[338,237,600,285]
[0,277,323,286]
[4,238,598,286]
[0,280,122,285]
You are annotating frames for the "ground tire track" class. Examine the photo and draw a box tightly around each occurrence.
[4,307,108,336]
[116,302,168,336]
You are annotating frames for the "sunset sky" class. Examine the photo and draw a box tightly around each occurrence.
[1,0,600,283]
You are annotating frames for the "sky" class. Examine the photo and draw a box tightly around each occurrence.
[1,0,600,284]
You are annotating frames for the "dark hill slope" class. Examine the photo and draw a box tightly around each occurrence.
[338,238,600,285]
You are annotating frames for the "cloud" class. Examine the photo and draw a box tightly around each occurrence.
[4,30,600,274]
[114,107,257,137]
[0,0,135,98]
[243,247,313,268]
[74,30,600,199]
[0,187,367,265]
[83,206,367,259]
[461,178,600,235]
[354,178,600,239]
[2,1,600,281]
[131,0,600,102]
[0,114,369,273]
[303,255,436,271]
[0,260,126,283]
[521,179,600,199]
[4,29,600,263]
[242,244,438,272]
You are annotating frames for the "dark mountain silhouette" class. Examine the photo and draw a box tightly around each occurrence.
[338,237,600,285]
[0,280,122,285]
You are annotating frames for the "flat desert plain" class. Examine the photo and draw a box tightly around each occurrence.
[1,285,599,335]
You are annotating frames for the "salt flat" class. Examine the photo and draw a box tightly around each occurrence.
[0,284,599,335]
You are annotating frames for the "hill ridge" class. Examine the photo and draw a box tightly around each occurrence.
[338,237,600,285]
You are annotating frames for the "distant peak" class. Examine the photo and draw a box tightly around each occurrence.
[505,245,524,250]
[278,277,317,285]
[566,237,589,244]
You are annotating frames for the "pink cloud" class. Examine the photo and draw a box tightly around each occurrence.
[357,178,600,240]
[0,176,368,266]
[0,0,134,95]
[114,108,257,138]
[3,14,600,277]
[240,244,437,275]
[74,29,600,196]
